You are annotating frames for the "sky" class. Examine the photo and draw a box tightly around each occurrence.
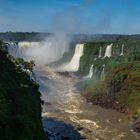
[0,0,140,34]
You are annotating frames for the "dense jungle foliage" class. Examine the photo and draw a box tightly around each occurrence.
[0,41,47,140]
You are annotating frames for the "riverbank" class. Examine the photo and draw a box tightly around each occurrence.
[83,95,140,133]
[82,61,140,133]
[35,65,139,140]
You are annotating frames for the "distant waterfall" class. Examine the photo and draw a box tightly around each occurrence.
[101,64,105,81]
[7,41,42,60]
[7,39,70,66]
[18,41,40,48]
[84,64,94,79]
[94,67,97,79]
[98,47,102,58]
[104,44,113,58]
[7,42,24,58]
[59,44,84,72]
[120,44,124,56]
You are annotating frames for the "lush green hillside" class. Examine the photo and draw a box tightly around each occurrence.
[81,39,140,132]
[83,61,140,113]
[0,41,47,140]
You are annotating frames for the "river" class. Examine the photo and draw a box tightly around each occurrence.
[33,65,139,140]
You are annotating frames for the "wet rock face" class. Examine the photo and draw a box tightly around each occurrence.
[61,136,72,140]
[44,102,52,106]
[58,72,72,77]
[132,118,140,133]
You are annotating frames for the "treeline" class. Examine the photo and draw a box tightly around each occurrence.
[0,32,140,42]
[0,41,47,140]
[0,32,52,41]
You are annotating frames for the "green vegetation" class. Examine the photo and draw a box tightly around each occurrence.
[84,61,140,114]
[82,39,140,118]
[79,42,108,75]
[0,32,52,41]
[0,41,47,140]
[79,38,140,75]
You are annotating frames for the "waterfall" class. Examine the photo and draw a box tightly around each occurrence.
[94,67,97,79]
[7,41,41,59]
[7,38,69,66]
[84,64,94,79]
[120,44,124,56]
[59,44,84,72]
[101,64,105,81]
[25,41,69,65]
[98,47,102,58]
[104,44,113,58]
[18,41,40,48]
[7,42,24,58]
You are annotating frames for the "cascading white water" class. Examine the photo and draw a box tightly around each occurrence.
[104,44,113,58]
[94,66,97,79]
[7,41,41,59]
[120,44,124,56]
[98,47,102,58]
[18,41,40,48]
[84,64,94,79]
[59,44,84,72]
[7,42,24,58]
[101,64,105,81]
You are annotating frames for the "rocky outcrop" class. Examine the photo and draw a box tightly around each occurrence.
[132,118,140,133]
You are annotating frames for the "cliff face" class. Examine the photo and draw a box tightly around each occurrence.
[0,41,47,140]
[79,38,140,76]
[83,62,140,112]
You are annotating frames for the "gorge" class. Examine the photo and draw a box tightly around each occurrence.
[6,34,140,140]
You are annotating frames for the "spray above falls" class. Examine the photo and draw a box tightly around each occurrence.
[7,34,70,66]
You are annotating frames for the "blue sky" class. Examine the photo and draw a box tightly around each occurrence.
[0,0,140,34]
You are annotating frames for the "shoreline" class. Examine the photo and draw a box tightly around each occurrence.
[82,93,140,133]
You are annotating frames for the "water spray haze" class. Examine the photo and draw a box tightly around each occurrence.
[22,34,70,66]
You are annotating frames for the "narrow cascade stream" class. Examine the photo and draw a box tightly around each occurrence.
[120,44,124,56]
[98,47,102,58]
[8,41,139,140]
[84,64,94,79]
